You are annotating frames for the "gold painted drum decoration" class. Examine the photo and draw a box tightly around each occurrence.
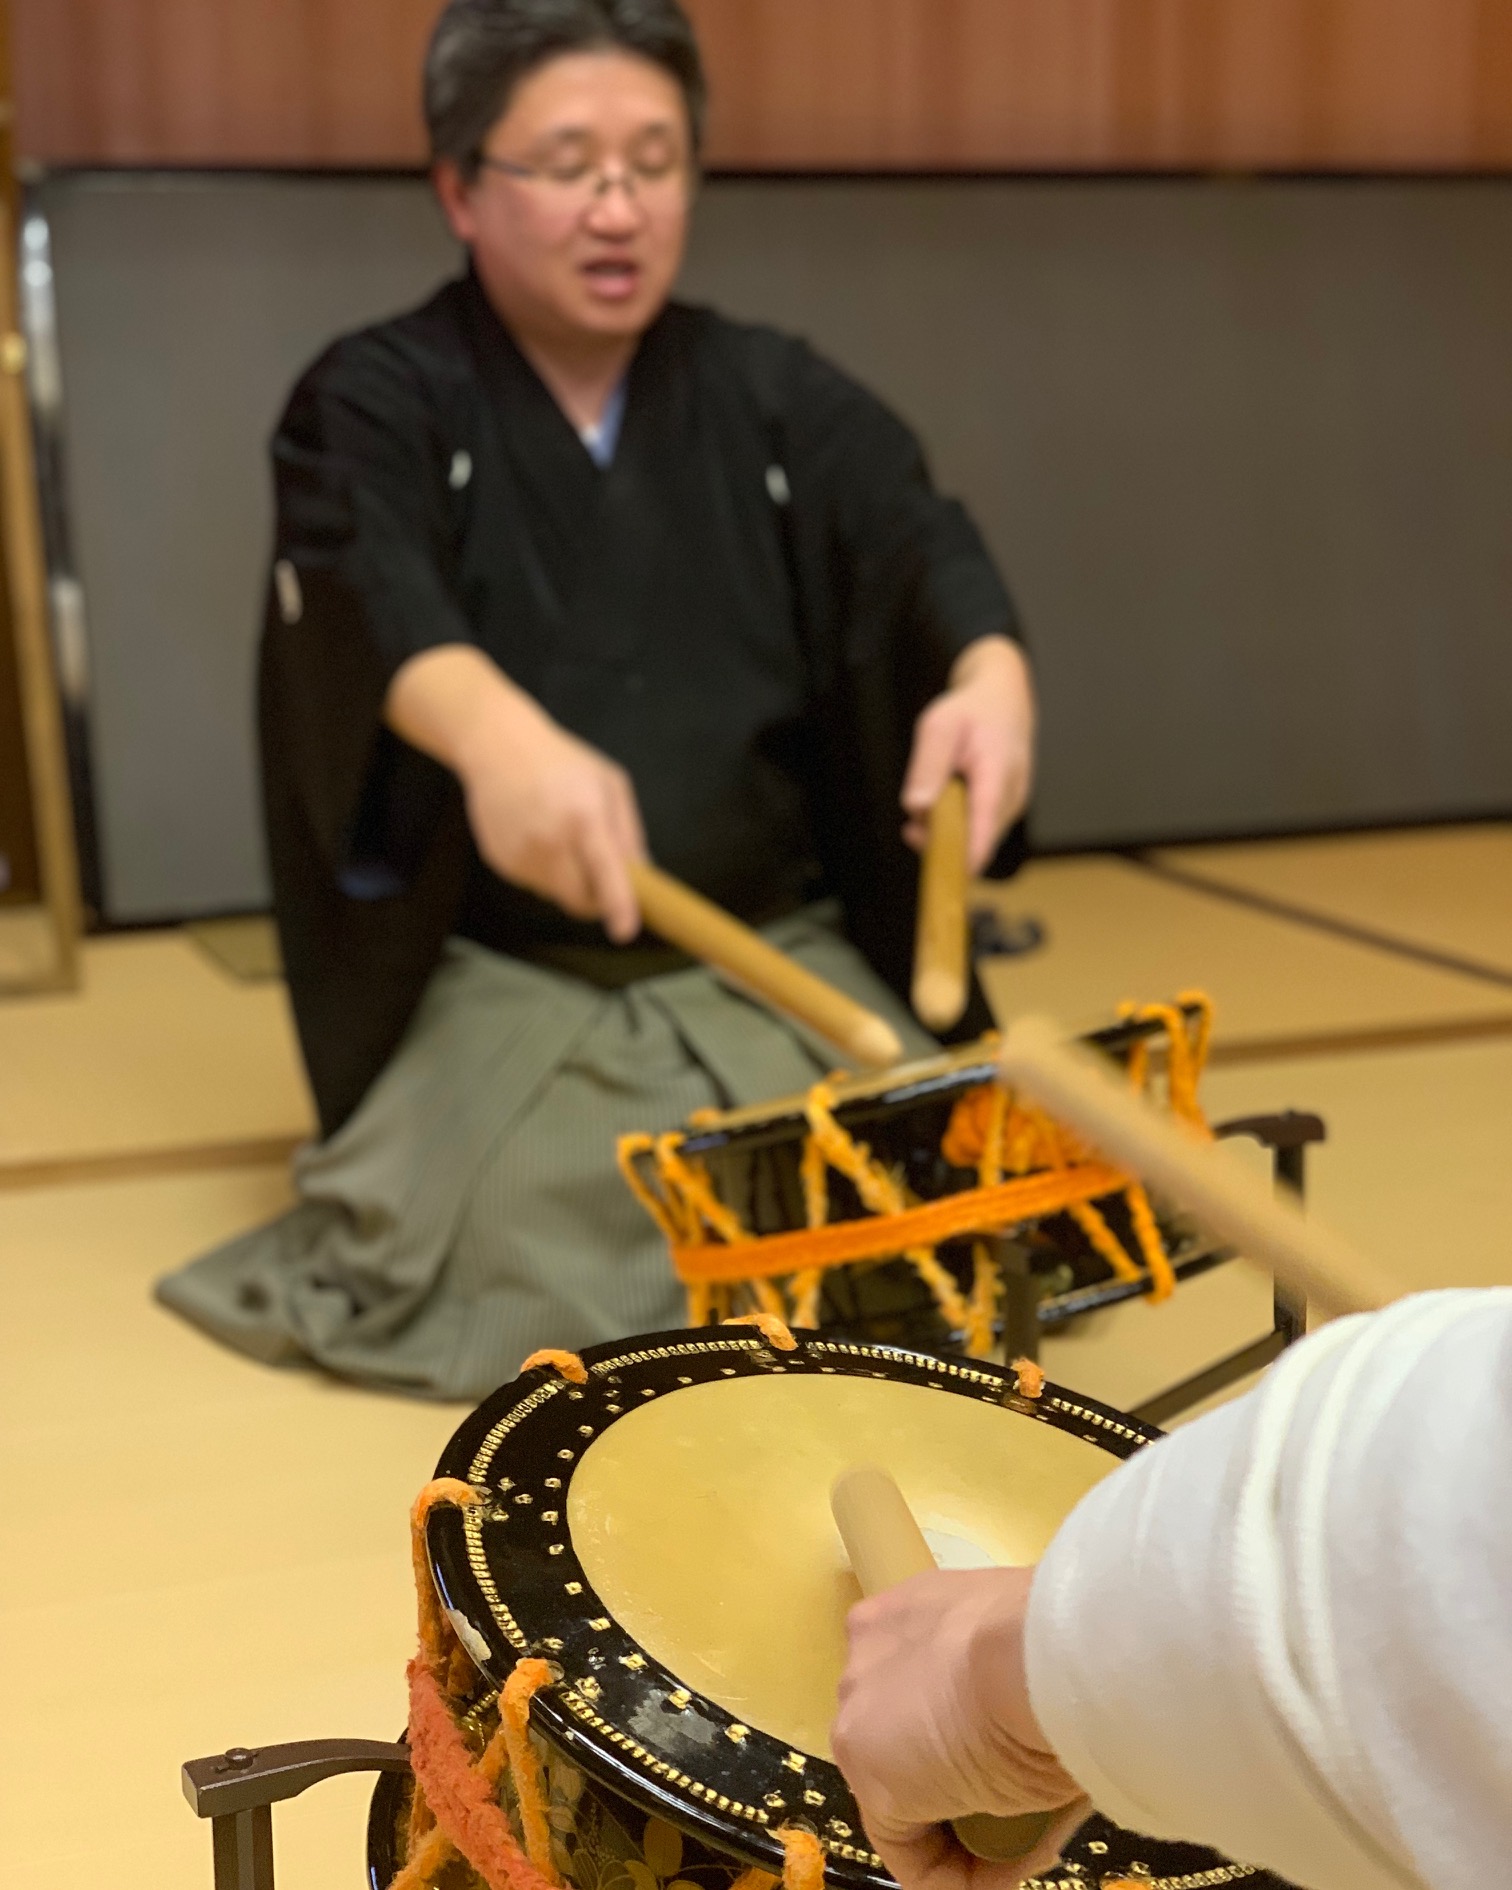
[371,1323,1295,1890]
[618,997,1217,1358]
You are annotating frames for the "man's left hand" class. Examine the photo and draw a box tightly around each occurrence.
[902,636,1035,872]
[832,1567,1087,1890]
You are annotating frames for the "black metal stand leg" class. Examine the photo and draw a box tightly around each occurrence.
[211,1806,275,1890]
[993,1237,1038,1362]
[1270,1123,1314,1344]
[1128,1110,1326,1425]
[184,1739,411,1890]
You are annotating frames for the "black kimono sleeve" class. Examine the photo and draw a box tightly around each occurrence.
[777,337,1021,683]
[259,324,477,1135]
[263,329,477,879]
[721,322,1027,1024]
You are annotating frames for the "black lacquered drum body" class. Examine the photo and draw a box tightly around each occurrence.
[372,1328,1291,1890]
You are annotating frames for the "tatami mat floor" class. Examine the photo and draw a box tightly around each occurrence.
[0,932,314,1184]
[977,852,1512,1055]
[1155,821,1512,982]
[0,1165,457,1890]
[2,828,1509,1888]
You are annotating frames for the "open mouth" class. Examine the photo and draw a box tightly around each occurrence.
[581,256,642,301]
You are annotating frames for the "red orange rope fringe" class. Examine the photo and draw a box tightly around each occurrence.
[398,1479,831,1890]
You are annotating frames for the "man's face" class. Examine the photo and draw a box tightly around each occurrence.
[436,49,693,347]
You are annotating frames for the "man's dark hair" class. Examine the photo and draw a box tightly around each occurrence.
[424,0,706,179]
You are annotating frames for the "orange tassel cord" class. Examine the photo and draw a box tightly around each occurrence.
[398,1479,559,1890]
[619,996,1214,1355]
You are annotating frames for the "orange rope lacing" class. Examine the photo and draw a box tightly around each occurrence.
[724,1311,800,1350]
[396,1479,832,1890]
[775,1828,827,1890]
[617,996,1215,1353]
[519,1349,588,1384]
[726,1828,827,1890]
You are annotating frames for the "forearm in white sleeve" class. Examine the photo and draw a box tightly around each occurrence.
[1024,1289,1512,1890]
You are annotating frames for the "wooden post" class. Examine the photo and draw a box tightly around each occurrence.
[0,0,80,991]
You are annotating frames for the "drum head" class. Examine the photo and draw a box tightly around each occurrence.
[426,1330,1166,1889]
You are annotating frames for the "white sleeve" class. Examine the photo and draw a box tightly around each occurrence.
[1024,1288,1512,1890]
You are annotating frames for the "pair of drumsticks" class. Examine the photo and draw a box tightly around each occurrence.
[630,776,971,1066]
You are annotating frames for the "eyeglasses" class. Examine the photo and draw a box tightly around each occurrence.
[475,151,689,206]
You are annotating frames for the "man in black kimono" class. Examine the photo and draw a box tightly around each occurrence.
[158,0,1036,1399]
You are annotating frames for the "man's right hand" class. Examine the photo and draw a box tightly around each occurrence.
[385,644,646,942]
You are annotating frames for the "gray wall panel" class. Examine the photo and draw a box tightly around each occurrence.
[37,172,1512,918]
[40,173,459,919]
[682,180,1512,848]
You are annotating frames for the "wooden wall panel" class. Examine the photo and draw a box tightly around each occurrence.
[12,0,436,167]
[13,0,1512,172]
[690,0,1512,171]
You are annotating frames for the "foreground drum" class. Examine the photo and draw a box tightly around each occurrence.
[372,1323,1292,1890]
[619,999,1219,1359]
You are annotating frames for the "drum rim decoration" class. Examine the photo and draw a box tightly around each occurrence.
[424,1325,1162,1890]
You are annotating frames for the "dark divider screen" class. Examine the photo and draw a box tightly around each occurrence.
[36,171,1512,920]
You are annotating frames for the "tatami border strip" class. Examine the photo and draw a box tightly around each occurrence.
[0,1134,304,1192]
[8,1008,1512,1193]
[1129,851,1512,991]
[1205,1012,1512,1066]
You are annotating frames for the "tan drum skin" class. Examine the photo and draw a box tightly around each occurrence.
[568,1372,1116,1758]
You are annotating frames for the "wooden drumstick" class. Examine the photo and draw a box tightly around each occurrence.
[831,1465,1081,1865]
[629,861,904,1071]
[912,777,970,1032]
[997,1015,1400,1318]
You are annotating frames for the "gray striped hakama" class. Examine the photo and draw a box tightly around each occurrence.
[156,908,935,1401]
